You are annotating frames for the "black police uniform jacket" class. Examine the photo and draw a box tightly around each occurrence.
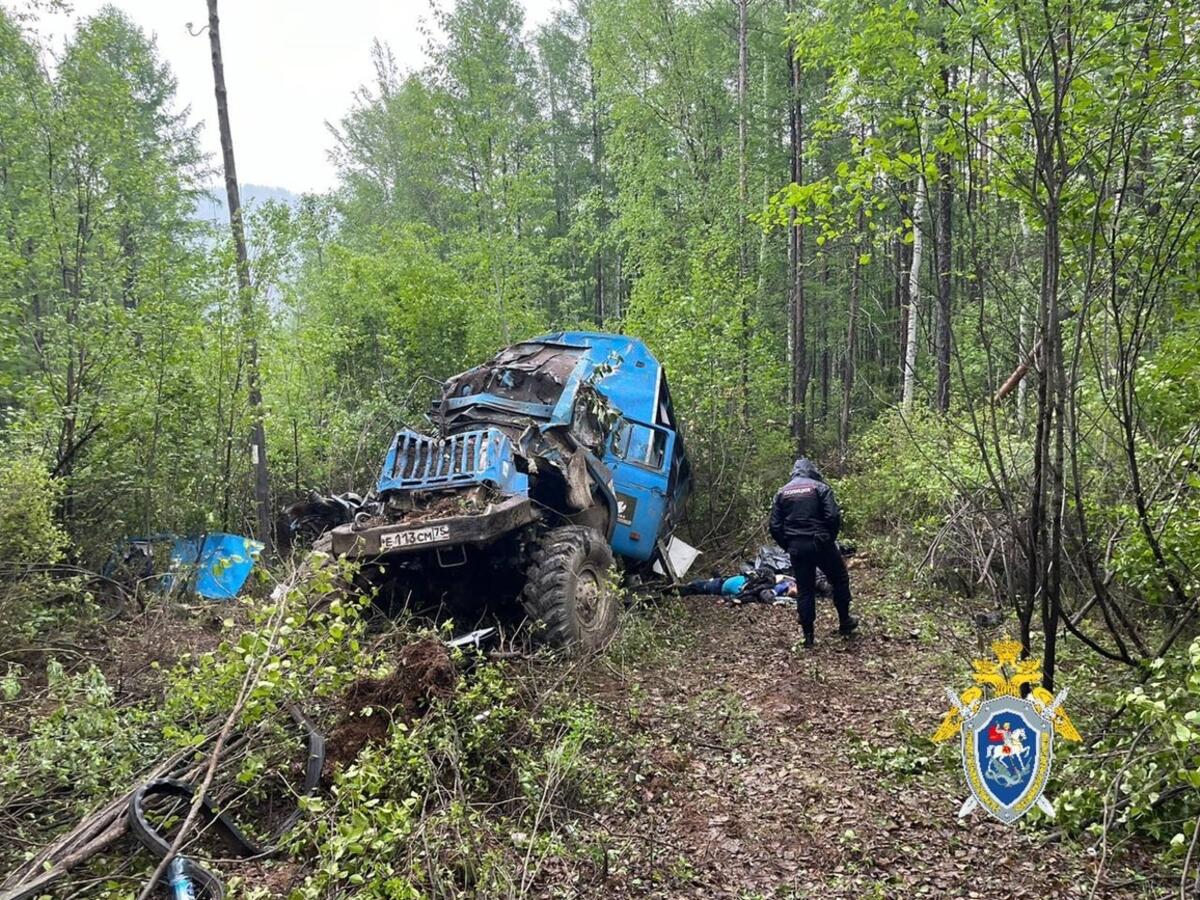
[768,459,842,548]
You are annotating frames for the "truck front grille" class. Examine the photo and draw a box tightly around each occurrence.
[390,431,485,486]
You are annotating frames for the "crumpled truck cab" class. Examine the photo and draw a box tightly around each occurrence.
[319,332,693,650]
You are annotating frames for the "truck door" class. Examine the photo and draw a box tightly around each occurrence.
[604,419,675,562]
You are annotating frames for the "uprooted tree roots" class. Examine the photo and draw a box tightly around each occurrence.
[323,637,457,777]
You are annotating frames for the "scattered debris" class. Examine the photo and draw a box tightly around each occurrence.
[127,705,323,900]
[738,541,857,577]
[0,733,225,900]
[446,627,499,651]
[282,491,364,546]
[742,544,792,575]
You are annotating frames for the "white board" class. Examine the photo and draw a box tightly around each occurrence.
[652,535,701,579]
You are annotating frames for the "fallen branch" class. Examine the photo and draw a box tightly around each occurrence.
[0,820,125,900]
[993,338,1041,403]
[0,735,219,900]
[994,309,1078,403]
[133,596,289,900]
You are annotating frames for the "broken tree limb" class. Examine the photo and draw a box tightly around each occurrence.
[133,701,248,900]
[0,820,126,900]
[0,733,219,900]
[994,338,1042,403]
[994,308,1078,403]
[133,590,290,900]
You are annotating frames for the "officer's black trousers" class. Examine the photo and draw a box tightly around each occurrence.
[789,536,852,637]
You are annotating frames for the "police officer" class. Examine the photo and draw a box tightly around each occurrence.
[768,458,857,647]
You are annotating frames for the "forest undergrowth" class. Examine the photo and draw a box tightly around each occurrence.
[0,544,1187,899]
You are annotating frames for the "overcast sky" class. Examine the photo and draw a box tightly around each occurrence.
[28,0,560,193]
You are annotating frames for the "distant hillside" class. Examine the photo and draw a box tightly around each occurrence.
[193,184,301,224]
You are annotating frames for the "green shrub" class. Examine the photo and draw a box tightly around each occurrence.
[1056,638,1200,857]
[0,557,372,876]
[0,454,77,638]
[835,408,992,539]
[0,454,70,565]
[290,661,610,898]
[0,662,160,808]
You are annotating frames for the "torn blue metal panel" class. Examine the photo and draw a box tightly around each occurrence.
[443,396,556,419]
[533,331,661,425]
[545,354,597,431]
[168,533,263,600]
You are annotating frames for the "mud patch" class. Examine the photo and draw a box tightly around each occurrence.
[227,859,303,896]
[323,637,457,776]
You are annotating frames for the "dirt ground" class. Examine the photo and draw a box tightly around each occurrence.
[582,591,1161,899]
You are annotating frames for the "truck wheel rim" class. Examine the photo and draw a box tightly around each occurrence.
[576,568,602,627]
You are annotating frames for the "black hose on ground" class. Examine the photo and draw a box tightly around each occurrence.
[128,705,325,899]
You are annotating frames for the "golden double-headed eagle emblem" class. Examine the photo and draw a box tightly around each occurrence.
[933,637,1080,823]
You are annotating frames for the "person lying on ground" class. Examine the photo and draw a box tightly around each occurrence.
[683,572,798,602]
[683,574,749,596]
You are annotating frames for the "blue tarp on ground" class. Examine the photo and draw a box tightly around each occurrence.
[167,533,263,600]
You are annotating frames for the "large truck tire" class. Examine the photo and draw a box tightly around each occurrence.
[522,525,617,652]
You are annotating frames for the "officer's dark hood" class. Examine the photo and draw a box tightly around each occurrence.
[791,458,825,482]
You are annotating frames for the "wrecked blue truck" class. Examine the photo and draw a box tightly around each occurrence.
[291,332,695,650]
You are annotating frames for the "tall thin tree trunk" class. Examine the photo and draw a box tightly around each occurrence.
[934,56,954,412]
[1016,209,1030,430]
[787,0,808,450]
[545,64,566,322]
[902,176,927,409]
[894,196,910,389]
[840,206,864,459]
[756,51,771,298]
[207,0,272,551]
[1025,20,1070,684]
[736,0,749,417]
[736,0,748,248]
[614,253,622,320]
[1044,200,1065,690]
[821,258,830,422]
[588,26,605,326]
[1029,183,1065,681]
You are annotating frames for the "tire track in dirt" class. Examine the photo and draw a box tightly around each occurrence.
[587,593,1154,899]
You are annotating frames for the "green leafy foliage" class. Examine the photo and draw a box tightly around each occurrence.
[1057,639,1200,852]
[0,455,79,638]
[0,662,160,809]
[0,456,69,566]
[836,409,996,540]
[289,662,610,898]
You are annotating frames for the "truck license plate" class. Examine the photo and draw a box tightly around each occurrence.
[380,524,451,551]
